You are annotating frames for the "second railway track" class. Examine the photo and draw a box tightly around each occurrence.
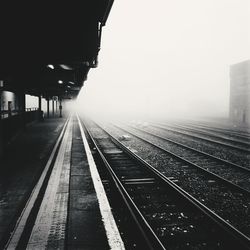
[180,121,250,140]
[151,122,250,153]
[138,122,250,168]
[159,122,250,147]
[120,122,250,192]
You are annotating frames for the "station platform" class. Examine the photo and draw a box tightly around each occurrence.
[0,115,124,249]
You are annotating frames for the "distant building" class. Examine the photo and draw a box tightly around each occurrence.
[229,60,250,124]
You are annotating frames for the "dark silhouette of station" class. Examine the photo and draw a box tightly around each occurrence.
[0,1,114,157]
[0,2,116,249]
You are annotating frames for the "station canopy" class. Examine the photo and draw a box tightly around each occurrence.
[0,1,114,99]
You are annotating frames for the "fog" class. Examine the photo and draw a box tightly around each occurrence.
[77,0,250,121]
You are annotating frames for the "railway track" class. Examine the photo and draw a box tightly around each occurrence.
[139,122,249,168]
[99,121,250,240]
[122,123,250,192]
[179,121,250,140]
[83,118,250,250]
[150,123,250,153]
[160,122,250,147]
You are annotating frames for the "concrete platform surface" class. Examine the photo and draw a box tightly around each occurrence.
[0,117,67,247]
[0,115,125,249]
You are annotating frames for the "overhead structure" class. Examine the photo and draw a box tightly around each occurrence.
[0,1,114,99]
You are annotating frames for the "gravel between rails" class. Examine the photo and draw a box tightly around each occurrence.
[147,123,250,168]
[120,124,250,192]
[165,123,250,146]
[181,122,250,138]
[171,124,250,144]
[96,122,250,238]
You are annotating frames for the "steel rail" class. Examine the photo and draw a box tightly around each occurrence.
[90,119,250,249]
[179,122,250,139]
[128,123,250,174]
[114,123,250,195]
[80,118,166,250]
[165,122,250,146]
[152,123,250,153]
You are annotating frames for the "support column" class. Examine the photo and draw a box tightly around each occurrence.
[19,92,26,129]
[56,99,58,114]
[38,95,42,111]
[47,99,50,118]
[38,95,43,121]
[0,89,2,120]
[52,100,55,117]
[59,99,62,118]
[8,101,12,117]
[0,89,3,158]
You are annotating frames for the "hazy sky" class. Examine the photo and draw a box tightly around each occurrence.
[78,0,250,119]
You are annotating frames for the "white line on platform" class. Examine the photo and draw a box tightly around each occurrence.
[77,115,126,250]
[26,117,73,249]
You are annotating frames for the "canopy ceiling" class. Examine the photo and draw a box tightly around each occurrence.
[0,1,114,99]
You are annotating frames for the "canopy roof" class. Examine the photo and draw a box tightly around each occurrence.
[0,1,114,99]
